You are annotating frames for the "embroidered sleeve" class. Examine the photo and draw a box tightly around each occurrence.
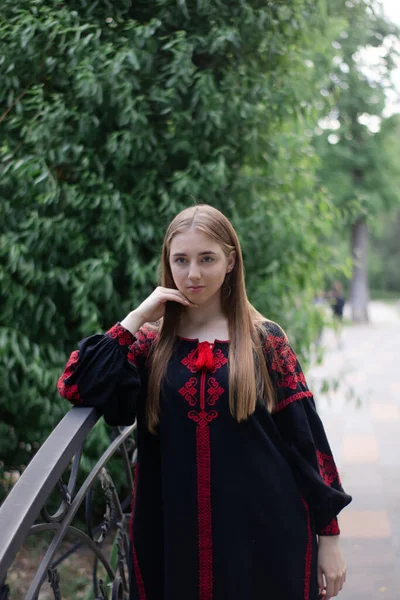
[57,323,157,426]
[263,324,313,411]
[263,322,352,535]
[319,517,340,536]
[126,324,158,370]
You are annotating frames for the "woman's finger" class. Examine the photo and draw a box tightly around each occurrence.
[325,575,335,599]
[317,568,325,591]
[339,573,345,591]
[158,288,196,305]
[159,290,197,307]
[333,577,340,597]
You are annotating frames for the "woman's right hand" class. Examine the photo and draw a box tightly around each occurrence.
[134,286,196,323]
[121,287,197,334]
[121,287,195,334]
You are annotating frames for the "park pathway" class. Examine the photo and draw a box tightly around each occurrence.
[308,301,400,600]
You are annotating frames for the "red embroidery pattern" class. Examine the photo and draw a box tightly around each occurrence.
[196,423,213,600]
[127,326,158,366]
[181,347,228,373]
[265,335,297,375]
[301,498,312,600]
[179,346,227,600]
[315,453,341,535]
[129,464,147,599]
[207,377,224,406]
[179,377,198,406]
[106,323,135,346]
[273,391,313,413]
[211,349,228,372]
[57,350,82,404]
[188,409,219,426]
[127,348,139,365]
[317,450,341,486]
[181,348,201,373]
[319,518,340,536]
[278,371,306,390]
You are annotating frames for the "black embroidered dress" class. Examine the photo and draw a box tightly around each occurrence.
[57,321,352,600]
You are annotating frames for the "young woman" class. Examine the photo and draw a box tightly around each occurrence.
[58,204,352,600]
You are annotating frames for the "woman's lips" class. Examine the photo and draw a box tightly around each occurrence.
[188,286,204,293]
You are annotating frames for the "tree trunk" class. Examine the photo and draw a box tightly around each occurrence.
[350,216,369,322]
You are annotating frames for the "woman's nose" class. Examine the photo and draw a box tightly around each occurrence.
[188,263,201,279]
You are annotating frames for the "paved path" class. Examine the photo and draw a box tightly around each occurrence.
[308,301,400,599]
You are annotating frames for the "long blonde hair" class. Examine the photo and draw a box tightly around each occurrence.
[146,204,277,433]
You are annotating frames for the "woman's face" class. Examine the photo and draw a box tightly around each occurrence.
[169,229,235,305]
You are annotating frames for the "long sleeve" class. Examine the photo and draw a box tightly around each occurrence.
[57,323,156,426]
[263,321,352,536]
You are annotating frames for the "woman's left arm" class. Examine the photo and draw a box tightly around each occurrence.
[262,322,352,597]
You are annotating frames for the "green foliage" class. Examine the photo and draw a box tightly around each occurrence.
[314,0,400,222]
[366,115,400,293]
[233,118,339,355]
[0,0,341,488]
[369,206,400,293]
[309,0,400,312]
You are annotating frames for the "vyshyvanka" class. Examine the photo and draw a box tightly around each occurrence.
[58,320,352,600]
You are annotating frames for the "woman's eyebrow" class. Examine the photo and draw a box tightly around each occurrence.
[171,251,218,257]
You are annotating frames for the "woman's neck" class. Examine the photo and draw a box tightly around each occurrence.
[178,295,228,338]
[181,294,225,328]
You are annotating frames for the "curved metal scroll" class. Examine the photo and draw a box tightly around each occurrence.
[0,407,137,599]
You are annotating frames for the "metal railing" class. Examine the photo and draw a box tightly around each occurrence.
[0,406,137,599]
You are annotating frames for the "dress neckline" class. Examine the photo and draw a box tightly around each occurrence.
[177,335,230,344]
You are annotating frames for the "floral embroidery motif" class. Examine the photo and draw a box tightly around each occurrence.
[181,347,226,414]
[61,383,80,402]
[264,334,297,375]
[212,349,228,372]
[106,323,135,346]
[188,409,219,427]
[319,518,340,536]
[263,330,314,412]
[271,341,297,375]
[265,332,291,350]
[317,450,342,486]
[278,371,306,390]
[127,326,158,366]
[57,350,81,403]
[182,348,202,373]
[179,377,198,406]
[207,377,224,406]
[127,347,140,365]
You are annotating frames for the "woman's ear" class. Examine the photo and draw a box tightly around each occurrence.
[227,250,236,273]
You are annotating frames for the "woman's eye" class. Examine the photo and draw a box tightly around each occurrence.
[174,257,214,264]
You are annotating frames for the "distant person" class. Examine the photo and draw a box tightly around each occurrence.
[328,282,345,347]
